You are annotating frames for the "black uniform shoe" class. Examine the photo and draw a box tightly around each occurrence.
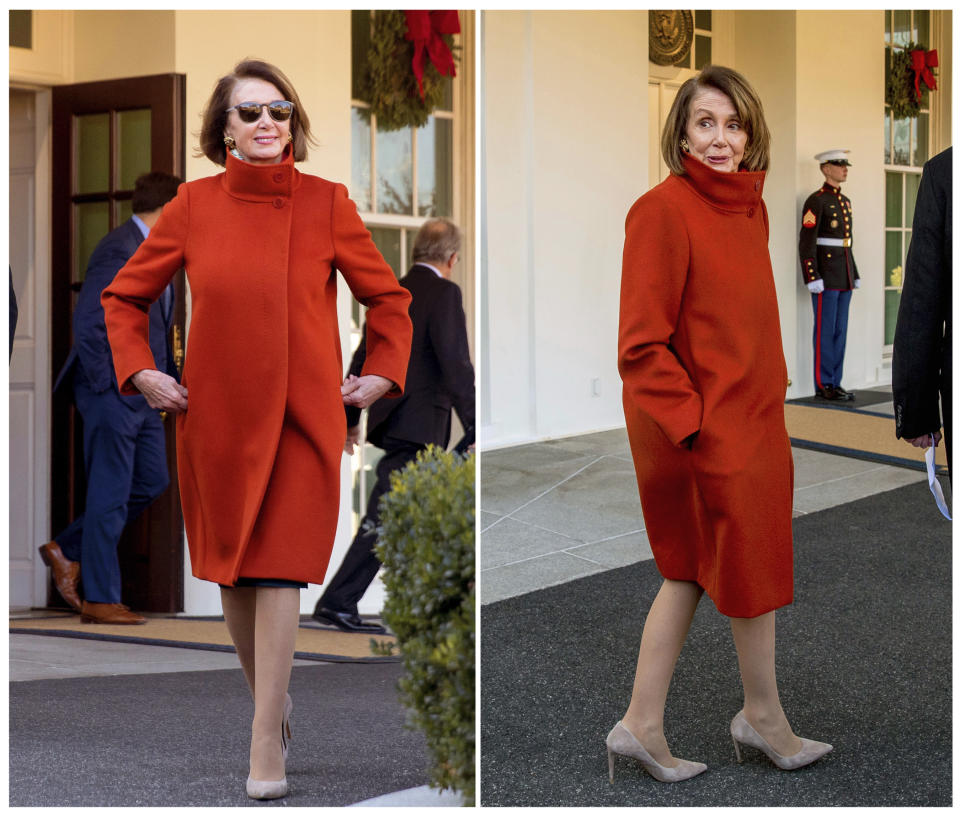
[312,606,387,634]
[815,385,840,400]
[833,386,855,401]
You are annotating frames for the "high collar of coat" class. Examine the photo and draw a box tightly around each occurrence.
[677,153,765,212]
[222,144,301,202]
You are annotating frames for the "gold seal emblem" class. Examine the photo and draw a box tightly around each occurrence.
[830,219,838,228]
[649,11,694,66]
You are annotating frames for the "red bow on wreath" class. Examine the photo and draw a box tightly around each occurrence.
[910,48,938,103]
[405,10,460,100]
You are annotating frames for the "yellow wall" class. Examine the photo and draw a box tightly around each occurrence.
[173,11,351,188]
[734,11,800,392]
[796,11,885,390]
[73,11,176,83]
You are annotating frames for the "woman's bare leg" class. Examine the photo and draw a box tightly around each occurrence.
[729,610,803,756]
[248,587,300,782]
[220,586,258,698]
[621,579,704,766]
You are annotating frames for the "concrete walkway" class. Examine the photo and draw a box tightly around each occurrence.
[480,386,931,604]
[10,626,448,806]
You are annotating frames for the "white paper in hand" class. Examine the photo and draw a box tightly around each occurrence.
[925,437,951,520]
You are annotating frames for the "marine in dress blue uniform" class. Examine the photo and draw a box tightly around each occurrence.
[799,149,859,401]
[39,172,181,624]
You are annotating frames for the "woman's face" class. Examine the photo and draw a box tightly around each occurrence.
[223,78,291,165]
[684,87,747,173]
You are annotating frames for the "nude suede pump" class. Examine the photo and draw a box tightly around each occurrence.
[605,721,707,783]
[730,711,833,770]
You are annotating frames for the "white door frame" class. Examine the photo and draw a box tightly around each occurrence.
[9,84,53,610]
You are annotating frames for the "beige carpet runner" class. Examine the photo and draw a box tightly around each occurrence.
[10,614,397,663]
[784,403,948,472]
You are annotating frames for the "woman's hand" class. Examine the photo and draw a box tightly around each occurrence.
[131,369,188,413]
[341,373,393,409]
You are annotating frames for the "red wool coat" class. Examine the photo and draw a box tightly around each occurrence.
[618,154,793,618]
[103,150,413,586]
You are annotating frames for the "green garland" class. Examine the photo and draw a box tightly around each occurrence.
[886,42,933,119]
[356,10,458,132]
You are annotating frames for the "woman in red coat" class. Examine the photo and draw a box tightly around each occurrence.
[608,66,831,783]
[102,60,412,799]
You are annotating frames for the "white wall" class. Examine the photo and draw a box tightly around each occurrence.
[483,9,899,451]
[482,11,648,448]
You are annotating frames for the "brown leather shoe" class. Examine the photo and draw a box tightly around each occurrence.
[38,541,82,612]
[80,601,146,625]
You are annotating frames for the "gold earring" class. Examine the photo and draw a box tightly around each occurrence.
[224,135,236,149]
[680,137,690,152]
[287,133,293,144]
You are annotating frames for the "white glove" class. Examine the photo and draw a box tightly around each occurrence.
[807,279,825,294]
[854,279,860,289]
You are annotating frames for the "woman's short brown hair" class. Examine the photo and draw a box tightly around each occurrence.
[198,58,315,166]
[660,64,771,175]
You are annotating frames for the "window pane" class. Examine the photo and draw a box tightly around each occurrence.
[893,10,911,47]
[915,10,929,45]
[76,113,110,195]
[885,171,903,227]
[884,47,891,94]
[351,10,371,101]
[914,112,928,166]
[375,127,413,214]
[117,108,151,190]
[892,116,910,165]
[885,9,891,44]
[695,10,712,30]
[884,289,901,345]
[351,108,372,212]
[74,201,110,283]
[405,227,416,270]
[905,173,922,228]
[694,35,711,71]
[884,108,891,165]
[368,226,403,278]
[116,198,133,225]
[9,10,32,49]
[440,76,454,113]
[417,117,453,217]
[885,231,903,287]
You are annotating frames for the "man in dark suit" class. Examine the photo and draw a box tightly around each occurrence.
[313,218,475,633]
[893,146,952,480]
[39,171,182,624]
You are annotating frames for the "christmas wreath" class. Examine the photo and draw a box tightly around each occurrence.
[886,41,938,119]
[356,10,460,132]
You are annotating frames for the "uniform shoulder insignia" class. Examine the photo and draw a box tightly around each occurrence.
[802,209,817,228]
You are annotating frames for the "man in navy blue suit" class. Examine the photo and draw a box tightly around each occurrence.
[40,171,182,624]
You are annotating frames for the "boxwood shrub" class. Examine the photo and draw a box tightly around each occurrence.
[375,445,475,805]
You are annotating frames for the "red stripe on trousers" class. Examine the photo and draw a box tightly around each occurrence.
[814,292,823,389]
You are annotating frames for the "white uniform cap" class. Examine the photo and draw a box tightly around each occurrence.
[814,149,852,165]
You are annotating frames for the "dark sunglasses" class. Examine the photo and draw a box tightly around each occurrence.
[227,100,295,123]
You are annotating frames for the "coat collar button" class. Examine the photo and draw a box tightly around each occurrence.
[273,198,284,209]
